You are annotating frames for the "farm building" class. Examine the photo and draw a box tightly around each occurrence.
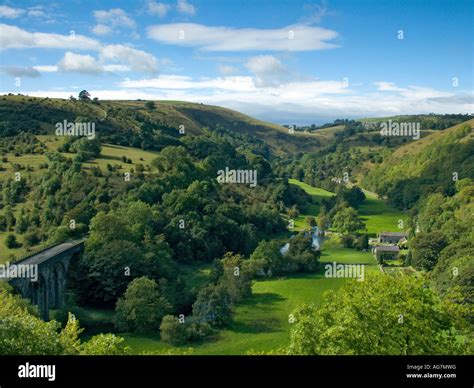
[373,245,400,261]
[378,232,407,244]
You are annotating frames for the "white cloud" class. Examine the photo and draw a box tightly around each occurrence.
[92,8,135,36]
[0,24,159,74]
[1,66,41,77]
[93,8,135,28]
[92,24,113,36]
[0,24,100,50]
[57,52,103,74]
[27,6,46,17]
[0,5,24,18]
[103,64,131,72]
[100,44,158,73]
[148,1,171,17]
[147,23,339,51]
[245,55,289,87]
[0,5,48,19]
[111,75,472,123]
[177,0,195,16]
[218,64,238,76]
[374,81,406,92]
[33,65,58,72]
[120,75,255,92]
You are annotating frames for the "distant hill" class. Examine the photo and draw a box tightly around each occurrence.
[0,95,323,155]
[363,119,474,209]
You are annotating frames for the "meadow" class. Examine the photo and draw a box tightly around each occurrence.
[120,238,379,355]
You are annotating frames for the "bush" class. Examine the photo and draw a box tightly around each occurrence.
[114,277,171,333]
[192,284,233,328]
[23,231,40,247]
[5,234,20,249]
[341,235,354,248]
[185,321,213,342]
[160,315,188,345]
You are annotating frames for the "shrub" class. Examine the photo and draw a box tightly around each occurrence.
[160,315,188,345]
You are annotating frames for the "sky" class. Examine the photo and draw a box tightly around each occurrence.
[0,0,472,124]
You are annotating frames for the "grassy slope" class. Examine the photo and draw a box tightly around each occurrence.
[121,238,379,355]
[358,190,407,235]
[363,119,474,189]
[288,179,334,230]
[0,95,325,155]
[288,179,405,234]
[0,135,160,263]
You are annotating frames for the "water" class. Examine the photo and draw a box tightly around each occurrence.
[280,227,325,255]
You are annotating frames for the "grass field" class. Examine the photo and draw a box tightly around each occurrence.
[120,237,378,355]
[358,191,407,235]
[288,179,334,230]
[289,179,406,235]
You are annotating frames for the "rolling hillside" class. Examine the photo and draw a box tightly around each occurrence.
[0,95,323,155]
[363,119,474,209]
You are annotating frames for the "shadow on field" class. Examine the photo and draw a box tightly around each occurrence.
[230,292,286,334]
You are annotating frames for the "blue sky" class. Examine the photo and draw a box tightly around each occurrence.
[0,0,472,124]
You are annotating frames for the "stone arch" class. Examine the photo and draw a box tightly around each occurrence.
[52,261,66,309]
[38,273,49,320]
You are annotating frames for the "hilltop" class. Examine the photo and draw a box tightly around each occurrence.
[0,95,323,155]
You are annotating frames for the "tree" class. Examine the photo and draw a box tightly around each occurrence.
[0,287,127,355]
[78,90,91,101]
[355,233,369,250]
[145,101,156,111]
[409,231,447,271]
[307,216,316,228]
[160,315,188,345]
[286,232,320,272]
[216,252,252,302]
[73,137,101,160]
[24,230,40,247]
[288,273,468,355]
[76,240,146,306]
[250,240,286,276]
[316,208,329,233]
[192,284,233,328]
[332,206,364,235]
[5,234,19,249]
[115,277,171,333]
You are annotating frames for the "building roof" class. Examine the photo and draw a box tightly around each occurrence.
[375,245,400,252]
[379,232,407,237]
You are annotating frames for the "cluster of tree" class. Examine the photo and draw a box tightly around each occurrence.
[159,252,252,345]
[409,179,473,310]
[288,273,471,355]
[0,285,128,355]
[58,134,102,162]
[112,252,254,346]
[249,232,321,276]
[273,143,385,193]
[0,132,46,156]
[316,186,367,246]
[364,124,474,210]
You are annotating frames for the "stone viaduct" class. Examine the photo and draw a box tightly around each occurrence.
[5,240,85,320]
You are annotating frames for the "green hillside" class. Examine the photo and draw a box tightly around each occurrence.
[363,119,474,209]
[0,95,323,155]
